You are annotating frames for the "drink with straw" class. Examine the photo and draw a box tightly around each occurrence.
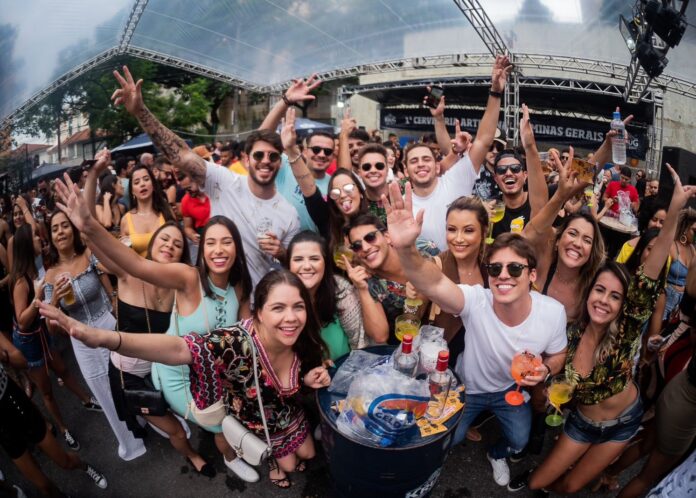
[486,200,506,244]
[505,350,541,406]
[546,376,574,426]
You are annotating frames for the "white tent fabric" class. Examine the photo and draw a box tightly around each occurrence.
[2,0,695,123]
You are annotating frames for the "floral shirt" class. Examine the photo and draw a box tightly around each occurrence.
[367,238,440,344]
[184,321,305,441]
[565,268,662,405]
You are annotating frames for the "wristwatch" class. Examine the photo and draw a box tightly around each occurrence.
[489,89,503,99]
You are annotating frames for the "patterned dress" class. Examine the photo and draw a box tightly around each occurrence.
[184,320,308,459]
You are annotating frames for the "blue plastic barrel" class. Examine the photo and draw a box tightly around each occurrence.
[316,346,463,498]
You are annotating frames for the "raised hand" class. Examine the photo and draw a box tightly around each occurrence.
[92,147,111,175]
[425,86,446,119]
[280,107,298,151]
[53,173,94,231]
[112,66,145,115]
[450,120,472,155]
[343,256,370,291]
[341,107,357,136]
[382,181,423,250]
[491,54,513,93]
[666,163,696,208]
[606,106,634,143]
[284,73,321,105]
[519,104,536,150]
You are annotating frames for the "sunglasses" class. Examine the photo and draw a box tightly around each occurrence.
[310,146,334,157]
[329,183,356,200]
[495,163,524,175]
[485,262,529,278]
[349,230,382,252]
[361,162,386,172]
[251,150,281,163]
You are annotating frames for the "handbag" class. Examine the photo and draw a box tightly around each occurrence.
[222,325,272,466]
[118,283,168,417]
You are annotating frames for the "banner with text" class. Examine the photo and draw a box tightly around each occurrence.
[380,109,648,159]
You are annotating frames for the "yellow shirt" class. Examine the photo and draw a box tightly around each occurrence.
[227,160,247,176]
[616,239,671,277]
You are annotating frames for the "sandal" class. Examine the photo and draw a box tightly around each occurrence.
[591,473,620,492]
[294,460,306,473]
[268,459,292,489]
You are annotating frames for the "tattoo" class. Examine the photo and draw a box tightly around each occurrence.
[135,107,207,186]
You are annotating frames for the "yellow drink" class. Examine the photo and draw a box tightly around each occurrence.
[548,382,573,408]
[333,246,354,267]
[395,314,420,342]
[491,204,505,223]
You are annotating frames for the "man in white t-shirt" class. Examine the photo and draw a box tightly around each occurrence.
[383,183,568,488]
[110,66,300,289]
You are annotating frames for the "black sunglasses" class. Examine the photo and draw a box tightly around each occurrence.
[485,262,529,278]
[495,163,524,175]
[361,162,386,172]
[349,230,381,252]
[251,150,281,163]
[310,146,334,157]
[329,183,356,200]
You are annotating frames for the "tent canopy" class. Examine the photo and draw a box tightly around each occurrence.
[3,1,696,124]
[31,163,72,181]
[111,132,153,152]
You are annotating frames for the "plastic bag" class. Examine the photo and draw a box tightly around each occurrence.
[617,191,637,229]
[336,363,430,447]
[418,326,448,374]
[328,350,386,394]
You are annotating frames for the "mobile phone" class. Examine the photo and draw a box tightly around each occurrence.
[570,158,595,184]
[424,86,444,108]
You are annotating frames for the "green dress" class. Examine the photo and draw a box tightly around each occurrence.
[321,317,351,361]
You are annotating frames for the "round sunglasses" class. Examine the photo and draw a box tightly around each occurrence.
[329,183,356,200]
[360,162,386,172]
[349,230,382,252]
[251,150,281,162]
[310,146,334,157]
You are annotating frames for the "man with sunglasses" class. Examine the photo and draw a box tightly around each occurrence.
[491,151,531,238]
[274,130,335,231]
[111,66,301,286]
[383,182,567,486]
[472,134,505,200]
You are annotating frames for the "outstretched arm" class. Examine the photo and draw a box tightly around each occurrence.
[382,182,465,315]
[40,302,192,365]
[260,74,320,131]
[520,104,549,217]
[112,66,207,186]
[338,108,356,170]
[426,90,451,156]
[53,174,197,293]
[467,55,512,171]
[280,107,317,197]
[644,164,696,280]
[591,107,633,169]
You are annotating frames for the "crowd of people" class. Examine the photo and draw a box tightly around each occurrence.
[0,55,695,497]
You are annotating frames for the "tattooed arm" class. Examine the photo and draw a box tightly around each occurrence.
[112,66,207,186]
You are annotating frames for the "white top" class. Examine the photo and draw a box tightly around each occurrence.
[454,285,567,395]
[201,161,301,286]
[411,155,477,250]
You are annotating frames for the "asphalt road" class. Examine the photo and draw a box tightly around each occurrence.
[1,341,642,497]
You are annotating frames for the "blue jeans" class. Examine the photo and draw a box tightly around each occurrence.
[453,384,532,459]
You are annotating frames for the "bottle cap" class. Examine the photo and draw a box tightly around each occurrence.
[613,111,621,120]
[436,351,449,371]
[401,335,413,353]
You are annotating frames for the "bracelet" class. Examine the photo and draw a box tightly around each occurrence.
[295,172,311,180]
[287,154,303,164]
[489,89,503,99]
[111,332,122,352]
[282,94,294,106]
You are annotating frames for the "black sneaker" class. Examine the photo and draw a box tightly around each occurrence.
[85,465,108,489]
[507,469,531,492]
[509,448,527,463]
[82,397,102,412]
[64,430,80,451]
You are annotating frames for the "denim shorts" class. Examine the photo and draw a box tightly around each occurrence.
[564,394,643,444]
[12,327,53,369]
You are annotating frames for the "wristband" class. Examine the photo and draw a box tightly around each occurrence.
[489,89,503,99]
[111,332,122,352]
[287,154,303,164]
[282,94,294,106]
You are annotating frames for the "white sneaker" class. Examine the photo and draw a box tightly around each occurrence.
[487,453,510,486]
[224,457,260,483]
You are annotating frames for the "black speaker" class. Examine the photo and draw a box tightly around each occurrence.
[658,146,696,209]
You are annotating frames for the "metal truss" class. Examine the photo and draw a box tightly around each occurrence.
[1,48,118,130]
[504,55,520,145]
[624,53,653,104]
[646,91,664,177]
[452,0,509,56]
[125,47,261,91]
[118,0,149,53]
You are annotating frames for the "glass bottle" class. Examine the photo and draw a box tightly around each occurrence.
[393,334,418,377]
[426,351,451,419]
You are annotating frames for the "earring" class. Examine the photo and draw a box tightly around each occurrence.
[680,234,688,245]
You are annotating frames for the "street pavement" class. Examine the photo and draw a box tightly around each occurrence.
[1,343,642,497]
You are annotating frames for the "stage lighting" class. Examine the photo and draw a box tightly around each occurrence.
[636,38,668,77]
[644,0,688,47]
[620,15,640,53]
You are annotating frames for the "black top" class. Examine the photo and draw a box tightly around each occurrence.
[117,299,171,334]
[492,198,531,239]
[303,190,330,240]
[472,166,501,201]
[13,275,42,332]
[681,292,696,386]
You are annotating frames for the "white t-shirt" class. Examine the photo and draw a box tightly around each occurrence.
[454,285,567,395]
[202,162,301,286]
[411,155,478,251]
